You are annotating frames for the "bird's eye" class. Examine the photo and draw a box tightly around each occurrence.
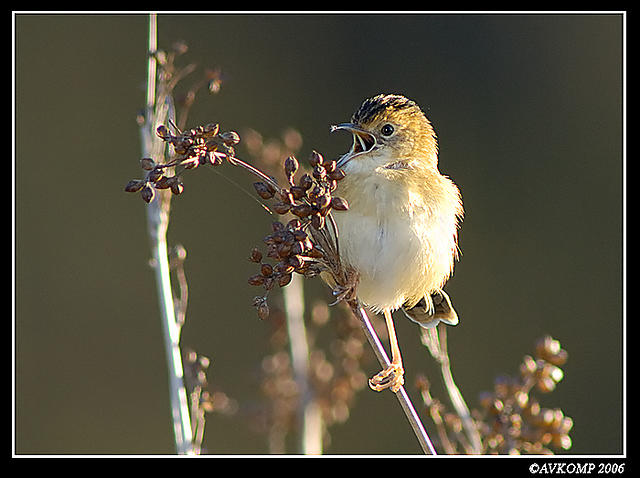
[381,124,395,136]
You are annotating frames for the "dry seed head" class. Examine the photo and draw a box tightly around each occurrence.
[148,169,164,182]
[313,165,327,181]
[272,202,291,215]
[170,182,184,195]
[278,273,293,287]
[124,179,145,193]
[203,123,220,137]
[257,302,270,320]
[284,156,299,177]
[260,263,274,277]
[156,125,170,139]
[248,274,266,286]
[249,248,263,263]
[330,197,349,211]
[253,182,275,200]
[140,157,156,170]
[219,130,241,146]
[141,184,155,203]
[298,173,314,190]
[309,150,324,166]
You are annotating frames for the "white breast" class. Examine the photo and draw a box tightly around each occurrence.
[333,169,459,313]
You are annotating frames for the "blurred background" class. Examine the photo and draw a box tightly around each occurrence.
[14,13,623,455]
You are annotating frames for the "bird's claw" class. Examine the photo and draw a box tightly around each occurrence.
[369,363,404,392]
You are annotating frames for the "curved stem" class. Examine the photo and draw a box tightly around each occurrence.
[349,302,437,455]
[422,327,482,454]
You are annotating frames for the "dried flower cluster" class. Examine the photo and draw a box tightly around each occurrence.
[255,300,381,451]
[307,302,373,429]
[183,347,238,453]
[416,335,572,454]
[125,122,240,203]
[183,348,237,417]
[248,151,349,320]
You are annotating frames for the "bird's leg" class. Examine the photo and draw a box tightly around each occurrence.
[369,309,405,392]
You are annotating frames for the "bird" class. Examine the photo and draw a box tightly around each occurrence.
[330,94,464,393]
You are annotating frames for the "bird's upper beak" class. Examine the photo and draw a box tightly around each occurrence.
[331,123,377,167]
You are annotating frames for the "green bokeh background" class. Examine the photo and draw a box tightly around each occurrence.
[15,13,624,455]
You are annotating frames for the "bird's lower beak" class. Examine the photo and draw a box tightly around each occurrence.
[331,123,377,167]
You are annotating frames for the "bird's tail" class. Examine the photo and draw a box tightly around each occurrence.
[402,289,459,329]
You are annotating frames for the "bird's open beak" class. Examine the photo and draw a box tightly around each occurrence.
[331,123,377,167]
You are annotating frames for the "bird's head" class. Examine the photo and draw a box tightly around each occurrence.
[332,94,438,170]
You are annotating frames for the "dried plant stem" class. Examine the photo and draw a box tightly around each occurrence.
[226,156,283,194]
[141,13,194,455]
[282,274,323,454]
[422,326,482,454]
[349,302,437,455]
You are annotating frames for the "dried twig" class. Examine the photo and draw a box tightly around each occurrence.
[139,13,194,455]
[422,326,482,454]
[349,302,438,455]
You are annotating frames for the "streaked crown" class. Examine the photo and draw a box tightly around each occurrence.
[351,94,439,165]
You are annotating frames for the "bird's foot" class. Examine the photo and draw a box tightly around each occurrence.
[369,363,404,392]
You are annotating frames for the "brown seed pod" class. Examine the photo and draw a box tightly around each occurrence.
[289,186,306,200]
[278,273,293,287]
[148,168,164,181]
[124,180,145,193]
[275,262,295,275]
[257,302,270,320]
[170,182,184,195]
[248,274,266,286]
[313,165,326,180]
[278,190,295,206]
[263,234,275,245]
[260,263,273,277]
[263,277,275,291]
[288,255,305,269]
[287,219,302,230]
[292,229,307,242]
[308,247,324,259]
[311,213,325,230]
[298,173,314,191]
[309,184,324,199]
[329,168,346,181]
[330,197,349,211]
[154,176,172,189]
[272,202,291,214]
[140,157,156,171]
[253,182,275,200]
[284,156,299,177]
[205,139,219,152]
[277,242,292,259]
[291,241,305,256]
[309,150,324,166]
[249,248,263,263]
[141,184,155,203]
[219,130,240,146]
[203,123,220,137]
[266,245,279,259]
[291,204,313,218]
[315,193,331,210]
